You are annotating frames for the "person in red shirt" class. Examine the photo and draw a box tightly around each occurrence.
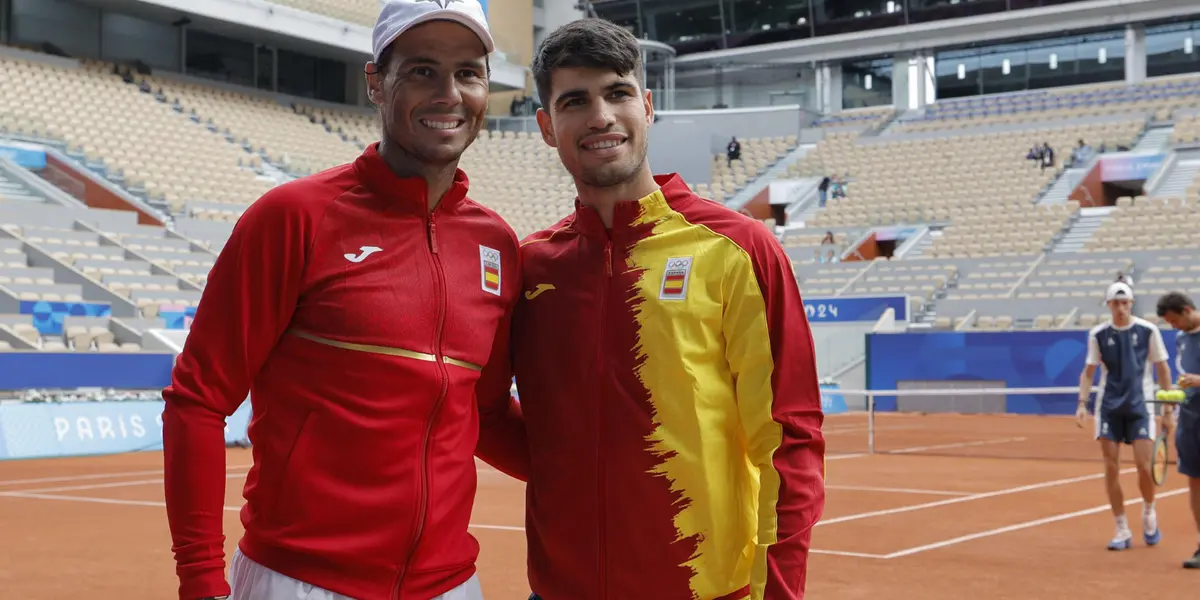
[506,18,827,600]
[161,1,525,599]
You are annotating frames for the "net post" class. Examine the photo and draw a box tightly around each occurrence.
[867,392,875,454]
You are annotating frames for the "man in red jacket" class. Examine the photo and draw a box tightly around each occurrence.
[509,18,827,600]
[161,1,525,599]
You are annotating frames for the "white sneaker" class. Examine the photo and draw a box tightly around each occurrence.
[1108,529,1133,551]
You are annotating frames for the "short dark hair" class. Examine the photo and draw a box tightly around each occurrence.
[1156,291,1195,317]
[532,18,643,110]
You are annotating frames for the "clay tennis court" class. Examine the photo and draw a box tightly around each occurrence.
[1,411,1197,599]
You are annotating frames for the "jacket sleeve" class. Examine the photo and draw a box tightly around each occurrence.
[162,189,312,599]
[723,228,826,600]
[474,263,530,481]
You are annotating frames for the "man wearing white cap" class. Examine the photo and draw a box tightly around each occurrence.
[162,1,526,599]
[1077,281,1177,552]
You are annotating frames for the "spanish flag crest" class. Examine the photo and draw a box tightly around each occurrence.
[480,245,502,296]
[658,256,693,301]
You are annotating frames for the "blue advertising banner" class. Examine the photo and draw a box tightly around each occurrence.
[866,330,1180,415]
[0,352,175,391]
[805,295,908,324]
[0,400,252,460]
[158,304,197,329]
[0,141,47,169]
[20,300,112,335]
[820,384,849,415]
[1100,153,1166,182]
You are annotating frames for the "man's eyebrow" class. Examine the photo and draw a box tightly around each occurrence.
[554,81,636,104]
[400,56,485,69]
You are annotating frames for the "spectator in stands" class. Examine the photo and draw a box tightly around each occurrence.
[1072,139,1095,167]
[1041,141,1055,172]
[727,135,741,166]
[160,2,522,600]
[831,174,848,200]
[510,17,826,600]
[818,175,832,207]
[1026,143,1041,166]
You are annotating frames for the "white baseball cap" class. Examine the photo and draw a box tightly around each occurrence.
[372,0,494,65]
[1106,282,1134,302]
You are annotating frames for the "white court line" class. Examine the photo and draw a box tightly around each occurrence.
[826,485,972,497]
[0,490,886,558]
[884,487,1190,559]
[0,464,252,487]
[2,492,188,509]
[817,468,1137,527]
[1,472,248,495]
[886,437,1028,454]
[808,549,888,559]
[825,453,868,461]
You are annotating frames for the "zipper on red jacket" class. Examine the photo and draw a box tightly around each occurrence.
[393,213,450,599]
[598,239,612,600]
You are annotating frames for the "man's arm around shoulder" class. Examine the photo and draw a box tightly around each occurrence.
[723,226,826,600]
[163,189,314,599]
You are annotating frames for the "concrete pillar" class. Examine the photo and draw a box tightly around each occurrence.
[1125,23,1147,84]
[818,63,844,114]
[892,55,910,111]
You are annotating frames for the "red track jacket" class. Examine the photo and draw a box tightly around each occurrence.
[509,174,826,600]
[162,143,526,600]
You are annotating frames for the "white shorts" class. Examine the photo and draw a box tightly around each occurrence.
[229,548,485,600]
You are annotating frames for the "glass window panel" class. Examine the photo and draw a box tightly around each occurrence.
[1027,42,1075,91]
[1146,21,1200,78]
[725,0,813,48]
[593,0,643,38]
[185,30,254,87]
[906,0,1006,25]
[842,58,893,109]
[649,2,724,44]
[979,47,1028,95]
[812,0,904,37]
[1074,34,1124,85]
[1009,0,1092,10]
[934,51,980,100]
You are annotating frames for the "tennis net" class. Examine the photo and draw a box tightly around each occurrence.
[822,385,1177,463]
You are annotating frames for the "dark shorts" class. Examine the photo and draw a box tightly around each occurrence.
[1176,412,1200,478]
[1096,409,1154,445]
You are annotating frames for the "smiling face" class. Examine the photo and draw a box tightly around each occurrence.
[536,66,653,189]
[366,20,489,167]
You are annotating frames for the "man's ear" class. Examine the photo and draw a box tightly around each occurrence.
[365,61,383,106]
[535,108,557,148]
[643,89,654,126]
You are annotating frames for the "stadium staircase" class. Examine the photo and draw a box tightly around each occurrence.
[1035,155,1096,205]
[1147,149,1200,198]
[726,142,816,210]
[897,228,937,259]
[1133,124,1175,154]
[1049,206,1114,253]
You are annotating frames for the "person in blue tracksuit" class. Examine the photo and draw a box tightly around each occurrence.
[1077,282,1177,551]
[1156,290,1200,569]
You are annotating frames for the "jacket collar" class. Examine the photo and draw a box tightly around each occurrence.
[574,173,696,240]
[353,142,470,214]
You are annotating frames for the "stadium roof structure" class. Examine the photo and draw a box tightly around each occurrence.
[70,0,527,91]
[673,0,1197,68]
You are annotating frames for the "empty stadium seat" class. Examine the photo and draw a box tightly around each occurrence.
[0,54,276,219]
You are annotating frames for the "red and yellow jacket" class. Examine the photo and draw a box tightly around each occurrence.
[508,174,827,600]
[163,144,525,600]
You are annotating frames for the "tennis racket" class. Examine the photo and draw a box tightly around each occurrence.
[1152,429,1170,486]
[1151,389,1186,486]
